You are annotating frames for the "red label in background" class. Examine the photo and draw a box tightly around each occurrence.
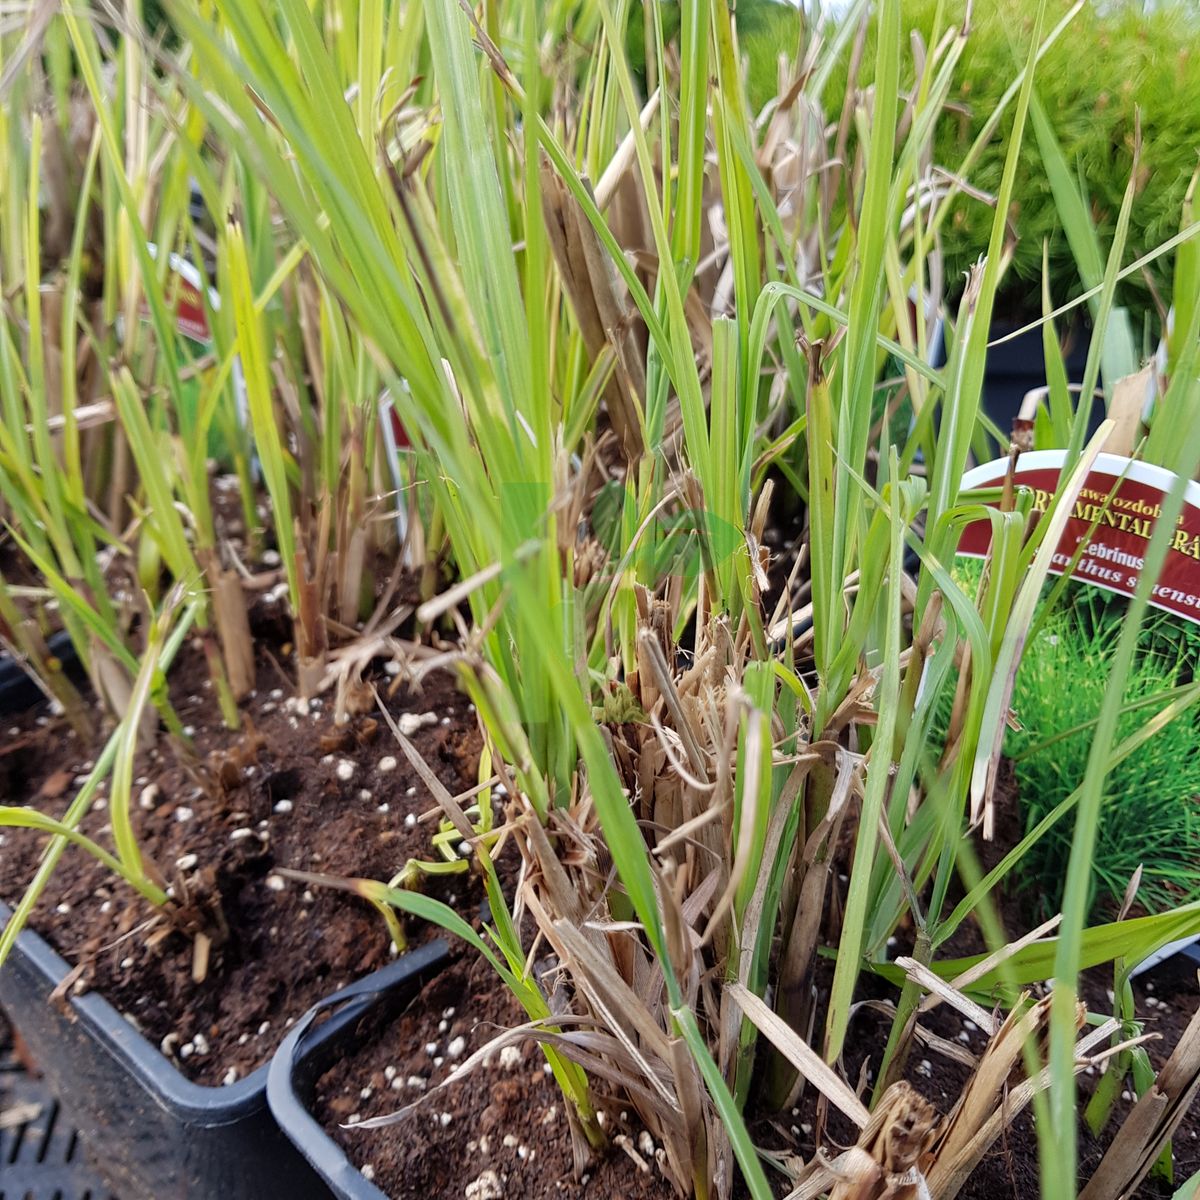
[385,401,411,449]
[138,273,211,343]
[171,279,210,342]
[959,451,1200,627]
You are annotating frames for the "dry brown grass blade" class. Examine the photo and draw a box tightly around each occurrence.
[734,755,818,989]
[925,995,1057,1198]
[206,557,255,699]
[532,898,699,1192]
[716,755,818,1080]
[336,511,368,627]
[653,801,727,857]
[1101,366,1153,457]
[373,685,476,841]
[879,957,1140,1200]
[414,557,508,624]
[1080,991,1200,1200]
[659,858,698,1006]
[26,398,114,433]
[775,745,861,1104]
[701,707,763,948]
[594,90,660,211]
[292,541,327,696]
[667,1034,709,1198]
[919,915,1062,1015]
[90,642,157,746]
[543,914,676,1086]
[893,957,996,1036]
[924,999,1143,1200]
[727,982,869,1129]
[540,158,644,459]
[541,159,607,349]
[638,628,711,781]
[522,806,590,928]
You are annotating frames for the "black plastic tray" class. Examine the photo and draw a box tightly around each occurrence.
[0,900,336,1200]
[267,938,452,1200]
[0,630,82,716]
[1,1008,119,1200]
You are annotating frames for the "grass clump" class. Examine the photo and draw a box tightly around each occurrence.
[5,0,1200,1194]
[1009,587,1200,918]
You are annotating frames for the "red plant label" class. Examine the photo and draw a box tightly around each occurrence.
[137,251,212,344]
[138,278,210,341]
[959,451,1200,627]
[169,277,211,342]
[383,399,411,450]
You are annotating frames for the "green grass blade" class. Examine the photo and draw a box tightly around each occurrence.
[1029,89,1137,395]
[1046,410,1200,1195]
[825,454,905,1061]
[0,807,166,908]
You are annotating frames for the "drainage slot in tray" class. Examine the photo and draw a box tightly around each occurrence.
[1,1012,122,1200]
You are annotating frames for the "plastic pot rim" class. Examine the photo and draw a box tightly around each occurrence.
[0,898,272,1123]
[267,937,452,1200]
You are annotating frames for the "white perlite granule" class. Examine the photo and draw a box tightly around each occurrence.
[398,712,438,736]
[464,1169,503,1200]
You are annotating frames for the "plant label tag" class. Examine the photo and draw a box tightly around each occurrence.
[133,244,249,435]
[137,247,213,344]
[379,392,411,451]
[161,272,211,343]
[959,450,1200,628]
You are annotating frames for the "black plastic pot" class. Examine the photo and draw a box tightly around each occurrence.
[982,317,1094,436]
[0,629,82,715]
[267,938,453,1200]
[0,899,337,1200]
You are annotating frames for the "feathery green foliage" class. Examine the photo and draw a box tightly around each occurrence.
[824,0,1200,317]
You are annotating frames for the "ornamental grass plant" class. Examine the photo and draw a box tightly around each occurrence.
[0,1,1198,1197]
[1009,588,1200,920]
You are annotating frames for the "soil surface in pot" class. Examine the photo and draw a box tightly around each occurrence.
[790,953,1200,1200]
[314,950,676,1199]
[0,602,484,1086]
[314,762,1200,1200]
[744,766,1200,1198]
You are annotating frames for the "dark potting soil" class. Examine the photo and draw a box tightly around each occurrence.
[791,960,1200,1200]
[317,944,1193,1200]
[315,760,1200,1200]
[314,950,677,1200]
[743,766,1200,1198]
[0,614,484,1087]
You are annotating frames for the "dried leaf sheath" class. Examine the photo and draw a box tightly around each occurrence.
[540,159,645,461]
[1080,995,1200,1200]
